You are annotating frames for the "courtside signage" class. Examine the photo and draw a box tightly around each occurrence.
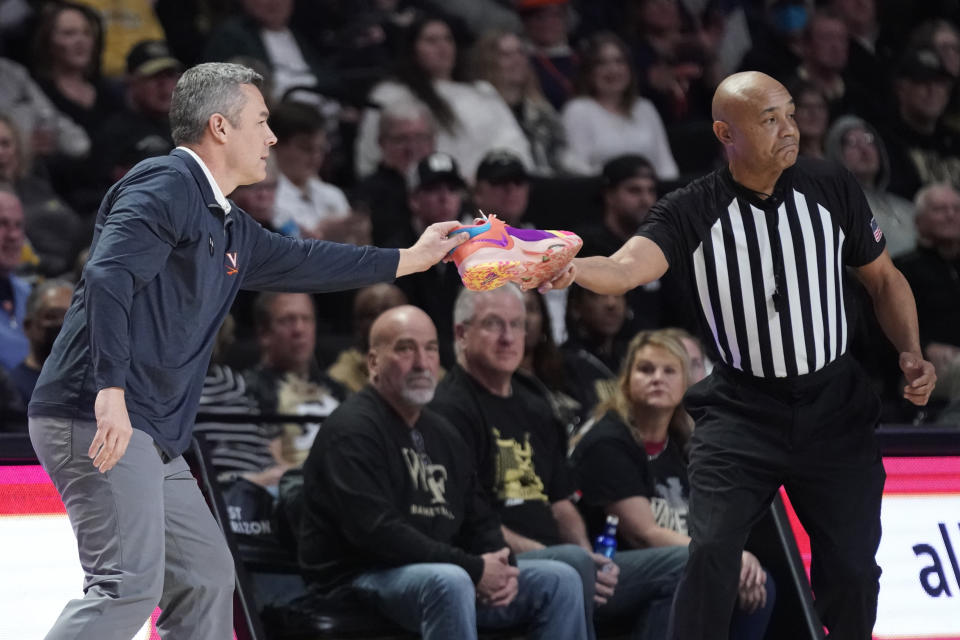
[783,457,960,640]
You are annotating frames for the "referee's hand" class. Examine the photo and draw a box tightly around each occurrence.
[90,387,133,473]
[900,352,936,406]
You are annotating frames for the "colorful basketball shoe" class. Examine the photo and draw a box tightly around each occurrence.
[448,214,582,291]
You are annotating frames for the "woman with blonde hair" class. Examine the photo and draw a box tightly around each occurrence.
[469,29,566,175]
[571,328,774,640]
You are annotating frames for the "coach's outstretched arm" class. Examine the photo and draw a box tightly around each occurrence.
[397,220,469,277]
[542,235,669,294]
[856,250,937,406]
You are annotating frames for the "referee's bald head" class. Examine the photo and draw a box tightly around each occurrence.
[711,71,787,123]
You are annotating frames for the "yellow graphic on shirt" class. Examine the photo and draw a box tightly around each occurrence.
[492,428,548,504]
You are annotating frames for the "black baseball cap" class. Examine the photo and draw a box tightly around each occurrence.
[476,149,529,184]
[601,154,656,190]
[126,40,182,77]
[895,47,953,83]
[412,152,466,191]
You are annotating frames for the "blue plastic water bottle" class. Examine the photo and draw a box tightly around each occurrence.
[593,514,619,559]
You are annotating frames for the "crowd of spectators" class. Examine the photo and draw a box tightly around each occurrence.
[2,0,960,636]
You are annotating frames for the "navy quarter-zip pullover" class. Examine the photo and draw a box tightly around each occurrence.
[30,149,399,457]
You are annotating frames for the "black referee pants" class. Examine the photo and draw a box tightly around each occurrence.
[669,356,885,640]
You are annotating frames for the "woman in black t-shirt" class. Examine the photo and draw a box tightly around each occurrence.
[571,329,774,640]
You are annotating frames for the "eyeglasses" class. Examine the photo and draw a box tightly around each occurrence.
[465,315,525,335]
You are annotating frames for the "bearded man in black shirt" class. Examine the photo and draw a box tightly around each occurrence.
[298,305,587,640]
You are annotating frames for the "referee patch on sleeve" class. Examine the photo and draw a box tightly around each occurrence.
[870,217,883,242]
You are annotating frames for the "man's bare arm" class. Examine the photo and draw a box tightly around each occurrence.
[544,236,669,294]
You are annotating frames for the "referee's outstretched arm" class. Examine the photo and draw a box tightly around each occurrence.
[541,236,669,295]
[855,249,937,406]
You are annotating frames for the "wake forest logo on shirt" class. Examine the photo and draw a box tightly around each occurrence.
[492,428,547,506]
[651,476,689,535]
[403,448,455,520]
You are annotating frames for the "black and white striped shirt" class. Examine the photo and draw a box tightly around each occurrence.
[639,157,886,378]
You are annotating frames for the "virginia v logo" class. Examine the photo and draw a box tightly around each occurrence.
[402,448,448,505]
[225,251,239,275]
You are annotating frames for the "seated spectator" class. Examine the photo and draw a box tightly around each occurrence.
[563,284,630,410]
[790,9,871,121]
[918,19,960,135]
[299,304,588,640]
[574,154,687,335]
[0,188,31,371]
[561,32,678,179]
[661,326,708,383]
[624,0,718,127]
[738,0,805,80]
[30,2,122,138]
[520,289,583,430]
[355,15,533,179]
[895,182,960,399]
[0,56,90,161]
[824,115,916,258]
[830,0,886,104]
[789,80,830,160]
[881,46,960,199]
[73,0,166,78]
[354,100,436,246]
[0,113,83,276]
[203,0,330,103]
[245,292,347,467]
[195,314,290,495]
[93,40,180,186]
[385,152,467,366]
[432,285,686,640]
[470,29,566,176]
[270,100,366,243]
[472,149,532,227]
[8,278,73,406]
[328,283,409,393]
[576,154,657,257]
[570,329,775,639]
[518,0,578,111]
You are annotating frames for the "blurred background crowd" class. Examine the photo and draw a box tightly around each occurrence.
[2,0,960,439]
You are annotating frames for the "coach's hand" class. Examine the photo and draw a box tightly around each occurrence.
[900,352,937,406]
[90,387,133,473]
[397,220,469,276]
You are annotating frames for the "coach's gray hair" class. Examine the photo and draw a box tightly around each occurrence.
[170,63,263,145]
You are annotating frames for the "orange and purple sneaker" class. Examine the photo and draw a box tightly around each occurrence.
[448,213,582,291]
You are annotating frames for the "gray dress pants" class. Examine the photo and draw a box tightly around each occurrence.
[29,416,235,640]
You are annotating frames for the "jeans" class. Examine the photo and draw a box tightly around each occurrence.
[351,559,588,640]
[520,543,687,640]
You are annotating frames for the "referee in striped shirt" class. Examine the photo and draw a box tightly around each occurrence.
[545,71,937,639]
